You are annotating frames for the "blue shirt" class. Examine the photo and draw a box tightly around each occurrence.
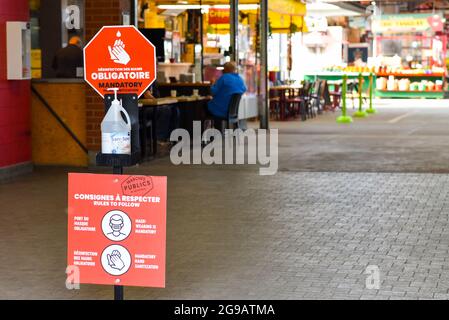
[208,73,247,118]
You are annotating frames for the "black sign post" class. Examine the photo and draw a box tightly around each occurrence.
[96,93,141,300]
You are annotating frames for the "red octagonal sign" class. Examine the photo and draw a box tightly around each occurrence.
[84,25,156,98]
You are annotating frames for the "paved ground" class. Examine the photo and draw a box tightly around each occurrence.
[2,100,449,299]
[272,99,449,173]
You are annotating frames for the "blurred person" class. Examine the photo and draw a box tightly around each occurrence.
[52,35,83,78]
[207,62,247,132]
[143,81,159,99]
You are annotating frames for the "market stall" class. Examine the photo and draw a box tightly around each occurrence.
[372,13,447,99]
[293,14,365,90]
[267,1,308,84]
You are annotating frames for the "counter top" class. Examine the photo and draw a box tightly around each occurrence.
[32,78,85,84]
[158,82,211,87]
[139,98,179,106]
[305,72,373,77]
[139,96,211,106]
[158,63,193,66]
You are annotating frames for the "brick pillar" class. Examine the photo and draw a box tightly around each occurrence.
[85,0,122,151]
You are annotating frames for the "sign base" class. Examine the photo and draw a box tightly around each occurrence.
[336,115,353,124]
[353,110,368,118]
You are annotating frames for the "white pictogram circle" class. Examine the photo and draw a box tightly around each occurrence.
[102,210,132,242]
[101,244,131,276]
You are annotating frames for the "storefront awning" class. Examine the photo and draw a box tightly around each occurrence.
[269,12,307,33]
[207,0,307,34]
[154,0,308,34]
[268,0,306,17]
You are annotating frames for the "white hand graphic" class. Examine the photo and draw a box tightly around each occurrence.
[108,39,131,65]
[107,250,126,271]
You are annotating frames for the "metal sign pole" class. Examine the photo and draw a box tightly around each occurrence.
[337,74,353,124]
[366,73,377,114]
[230,0,239,62]
[199,0,204,82]
[259,0,269,129]
[353,73,367,118]
[98,94,140,300]
[113,164,124,300]
[114,283,124,300]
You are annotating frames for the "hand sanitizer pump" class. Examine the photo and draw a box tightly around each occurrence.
[101,88,132,155]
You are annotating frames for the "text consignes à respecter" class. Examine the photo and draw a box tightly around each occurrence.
[74,193,160,203]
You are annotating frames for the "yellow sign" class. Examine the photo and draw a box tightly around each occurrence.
[208,9,229,24]
[372,14,443,33]
[31,69,42,79]
[31,49,42,69]
[31,49,42,79]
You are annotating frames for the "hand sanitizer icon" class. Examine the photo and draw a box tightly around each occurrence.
[101,88,131,155]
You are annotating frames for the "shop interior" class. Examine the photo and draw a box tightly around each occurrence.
[24,0,449,167]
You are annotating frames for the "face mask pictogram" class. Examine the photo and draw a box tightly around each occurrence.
[102,210,132,242]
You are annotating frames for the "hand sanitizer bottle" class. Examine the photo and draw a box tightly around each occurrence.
[101,88,132,155]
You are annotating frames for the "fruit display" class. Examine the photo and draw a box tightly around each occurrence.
[324,66,374,73]
[324,65,445,77]
[376,66,445,77]
[376,76,443,92]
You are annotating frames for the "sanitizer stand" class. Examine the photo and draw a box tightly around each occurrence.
[96,93,141,300]
[96,93,141,167]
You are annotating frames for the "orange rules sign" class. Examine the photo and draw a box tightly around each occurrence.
[67,173,167,288]
[84,26,156,98]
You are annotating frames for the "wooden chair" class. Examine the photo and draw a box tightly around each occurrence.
[284,88,302,119]
[299,81,313,120]
[328,82,342,111]
[277,89,288,121]
[304,81,321,118]
[320,80,333,112]
[269,88,281,120]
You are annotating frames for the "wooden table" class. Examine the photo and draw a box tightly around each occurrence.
[138,97,178,107]
[176,95,211,102]
[138,96,211,107]
[270,85,304,120]
[157,82,212,98]
[271,85,303,91]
